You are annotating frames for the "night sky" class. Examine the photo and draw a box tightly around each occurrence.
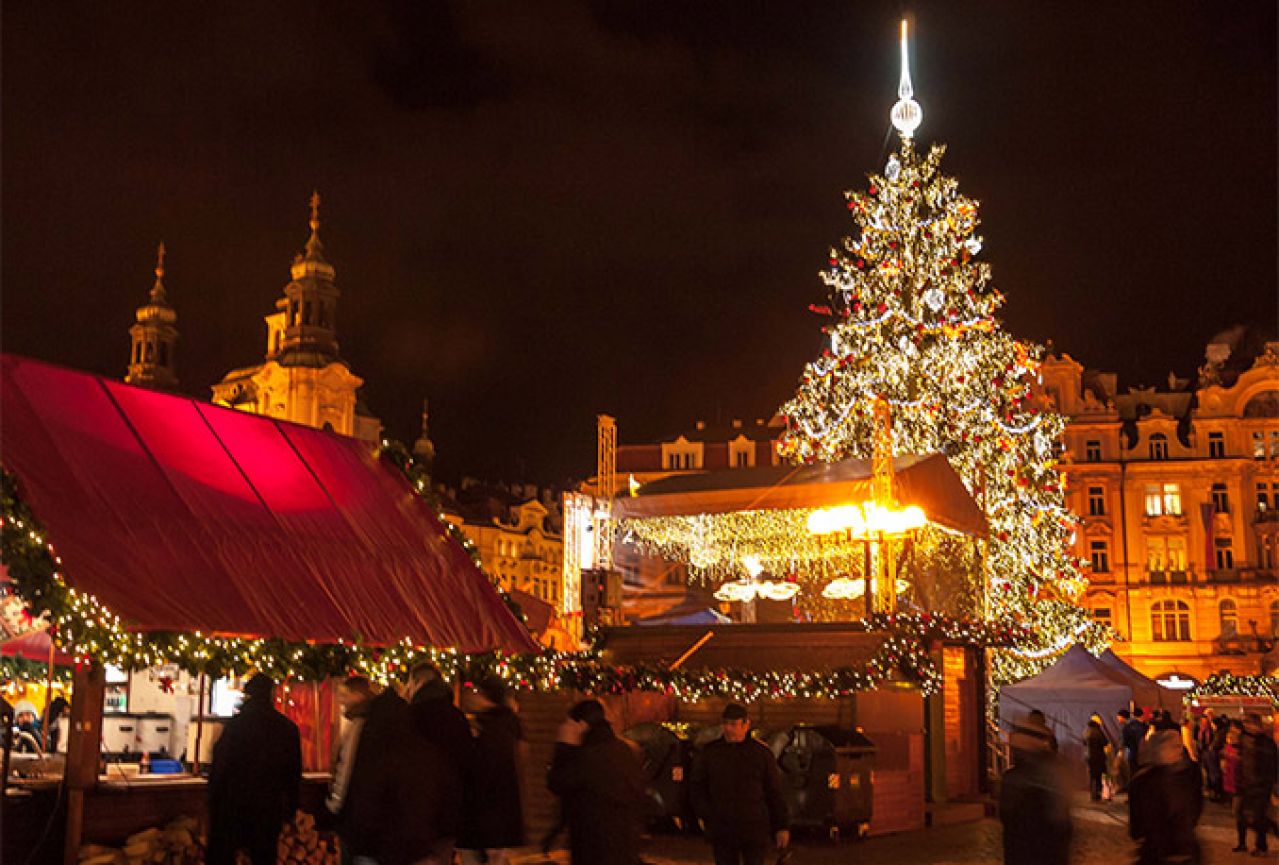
[3,2,1275,485]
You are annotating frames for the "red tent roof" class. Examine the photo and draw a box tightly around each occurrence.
[1,628,75,666]
[0,354,537,653]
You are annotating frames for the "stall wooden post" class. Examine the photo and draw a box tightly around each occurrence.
[63,663,105,865]
[42,638,56,751]
[192,674,206,773]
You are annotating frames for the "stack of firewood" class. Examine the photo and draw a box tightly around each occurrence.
[78,816,203,865]
[269,812,339,865]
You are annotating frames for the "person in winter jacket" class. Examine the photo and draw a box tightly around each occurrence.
[1123,708,1150,767]
[1238,713,1278,856]
[337,681,445,865]
[689,703,789,865]
[1127,729,1203,865]
[1000,713,1072,865]
[458,677,524,865]
[547,699,645,865]
[207,675,302,865]
[405,660,476,865]
[1083,717,1109,801]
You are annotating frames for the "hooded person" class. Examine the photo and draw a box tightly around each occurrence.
[1127,729,1203,865]
[207,675,302,865]
[546,699,646,865]
[1083,715,1110,801]
[1000,712,1072,865]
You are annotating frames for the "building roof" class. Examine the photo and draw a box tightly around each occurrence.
[615,453,987,538]
[0,354,537,653]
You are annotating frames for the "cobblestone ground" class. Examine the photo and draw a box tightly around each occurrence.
[515,795,1250,865]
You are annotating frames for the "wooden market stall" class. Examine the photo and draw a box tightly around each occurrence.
[600,451,995,831]
[0,354,537,865]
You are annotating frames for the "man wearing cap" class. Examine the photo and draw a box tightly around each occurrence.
[690,703,789,865]
[207,674,302,865]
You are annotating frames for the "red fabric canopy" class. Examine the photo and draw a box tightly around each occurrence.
[0,354,537,653]
[1,628,75,666]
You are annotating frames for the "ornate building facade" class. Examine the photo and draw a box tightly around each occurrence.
[211,194,381,444]
[1042,342,1279,683]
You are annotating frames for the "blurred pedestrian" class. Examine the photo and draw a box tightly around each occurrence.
[405,661,475,865]
[326,676,376,865]
[1001,712,1071,865]
[1237,713,1277,856]
[341,673,445,865]
[547,699,645,865]
[1128,729,1202,865]
[1122,708,1149,769]
[458,677,524,865]
[1223,722,1247,853]
[1026,708,1059,753]
[207,674,302,865]
[1083,716,1109,801]
[690,703,789,865]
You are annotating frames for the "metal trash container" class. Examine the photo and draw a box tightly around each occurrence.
[765,726,840,833]
[623,722,689,827]
[814,725,875,837]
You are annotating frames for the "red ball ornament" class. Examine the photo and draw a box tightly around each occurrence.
[876,302,888,314]
[868,185,878,195]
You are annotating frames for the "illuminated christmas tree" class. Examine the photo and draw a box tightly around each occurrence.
[776,22,1105,681]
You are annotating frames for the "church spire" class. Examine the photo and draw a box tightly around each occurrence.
[303,190,326,263]
[413,397,436,470]
[890,19,923,139]
[126,242,179,391]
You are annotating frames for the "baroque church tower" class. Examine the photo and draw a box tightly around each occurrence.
[212,193,382,443]
[125,243,179,390]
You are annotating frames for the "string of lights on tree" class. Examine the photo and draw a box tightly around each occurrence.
[2,468,1026,699]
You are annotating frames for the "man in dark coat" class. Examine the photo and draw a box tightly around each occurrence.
[1121,708,1149,769]
[1128,729,1203,865]
[1238,713,1278,856]
[690,703,788,865]
[1000,713,1071,865]
[339,681,445,865]
[458,677,524,865]
[207,674,302,865]
[547,699,645,865]
[405,660,474,865]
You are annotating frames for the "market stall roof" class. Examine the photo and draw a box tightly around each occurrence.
[614,453,987,538]
[0,354,537,653]
[601,622,890,673]
[1,628,75,666]
[1095,649,1181,711]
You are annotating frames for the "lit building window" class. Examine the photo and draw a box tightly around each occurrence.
[1208,431,1224,458]
[1272,430,1279,457]
[1151,599,1191,642]
[1270,600,1279,635]
[1085,440,1102,462]
[1211,483,1230,514]
[1087,486,1106,517]
[1146,536,1187,581]
[1089,539,1110,573]
[1259,483,1271,511]
[1144,483,1181,516]
[1092,606,1113,628]
[1254,432,1266,459]
[1219,598,1238,638]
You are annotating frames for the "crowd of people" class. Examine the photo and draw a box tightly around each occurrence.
[1001,706,1278,865]
[207,670,792,865]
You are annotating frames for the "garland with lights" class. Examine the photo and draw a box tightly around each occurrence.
[775,137,1108,682]
[0,653,73,685]
[2,465,1024,697]
[1187,672,1279,704]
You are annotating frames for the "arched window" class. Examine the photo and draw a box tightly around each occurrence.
[1270,600,1279,636]
[157,342,168,365]
[1151,599,1190,642]
[1219,599,1238,637]
[1149,433,1168,460]
[144,342,155,362]
[133,342,142,364]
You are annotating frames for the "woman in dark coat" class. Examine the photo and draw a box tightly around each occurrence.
[458,677,524,865]
[547,699,645,865]
[1128,730,1203,865]
[1083,716,1110,801]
